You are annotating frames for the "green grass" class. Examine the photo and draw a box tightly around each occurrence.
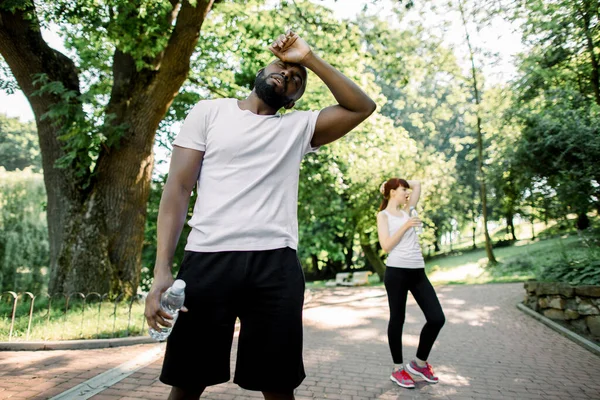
[434,218,574,255]
[425,234,593,285]
[307,224,597,288]
[0,297,146,342]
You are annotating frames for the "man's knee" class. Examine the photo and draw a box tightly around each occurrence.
[168,386,205,400]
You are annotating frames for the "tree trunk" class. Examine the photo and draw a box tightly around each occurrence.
[433,226,441,252]
[580,4,600,105]
[459,0,497,264]
[506,212,517,241]
[310,254,319,274]
[360,242,385,281]
[478,118,496,264]
[343,236,354,269]
[576,212,590,230]
[0,0,215,295]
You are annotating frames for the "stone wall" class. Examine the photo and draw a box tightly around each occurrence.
[524,281,600,338]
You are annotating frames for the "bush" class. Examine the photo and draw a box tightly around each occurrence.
[0,168,49,292]
[494,239,516,248]
[499,231,600,285]
[539,258,600,286]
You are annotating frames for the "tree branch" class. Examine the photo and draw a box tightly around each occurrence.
[0,1,85,193]
[150,0,215,103]
[0,1,80,114]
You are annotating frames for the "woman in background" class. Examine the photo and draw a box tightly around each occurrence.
[377,178,445,389]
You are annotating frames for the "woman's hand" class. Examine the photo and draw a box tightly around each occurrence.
[404,217,422,229]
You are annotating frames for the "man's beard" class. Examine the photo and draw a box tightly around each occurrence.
[254,70,293,110]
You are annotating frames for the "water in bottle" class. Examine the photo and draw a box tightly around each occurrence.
[409,206,423,235]
[148,279,186,341]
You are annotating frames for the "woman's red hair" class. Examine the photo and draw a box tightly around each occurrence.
[379,178,410,211]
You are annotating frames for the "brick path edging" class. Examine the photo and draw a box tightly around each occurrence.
[0,335,155,351]
[517,302,600,356]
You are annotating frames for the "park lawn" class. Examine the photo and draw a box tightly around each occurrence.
[426,234,582,285]
[306,233,587,289]
[0,299,146,342]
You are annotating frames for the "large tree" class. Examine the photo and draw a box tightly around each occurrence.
[0,0,215,295]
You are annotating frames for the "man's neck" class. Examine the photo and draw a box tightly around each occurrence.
[238,92,279,115]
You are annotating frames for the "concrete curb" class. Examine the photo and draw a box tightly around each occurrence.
[0,335,155,351]
[517,302,600,357]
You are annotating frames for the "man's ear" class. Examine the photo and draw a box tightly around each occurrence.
[257,68,264,77]
[283,100,296,110]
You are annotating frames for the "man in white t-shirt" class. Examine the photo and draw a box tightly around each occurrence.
[145,30,376,400]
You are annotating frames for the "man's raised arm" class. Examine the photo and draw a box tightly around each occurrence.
[269,31,376,147]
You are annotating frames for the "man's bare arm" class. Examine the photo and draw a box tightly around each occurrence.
[154,146,204,274]
[145,145,203,331]
[303,53,376,147]
[269,31,376,147]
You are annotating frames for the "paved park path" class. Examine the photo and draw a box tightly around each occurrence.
[1,283,599,399]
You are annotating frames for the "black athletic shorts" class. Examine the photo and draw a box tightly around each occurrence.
[159,247,306,393]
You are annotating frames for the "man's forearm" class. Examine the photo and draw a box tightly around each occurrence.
[302,53,375,114]
[154,183,192,276]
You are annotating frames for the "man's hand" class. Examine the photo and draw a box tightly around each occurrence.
[268,30,312,65]
[144,269,187,331]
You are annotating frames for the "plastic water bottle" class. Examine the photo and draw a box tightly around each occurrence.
[148,279,186,341]
[409,206,423,235]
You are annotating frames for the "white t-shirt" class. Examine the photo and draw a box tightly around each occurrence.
[380,210,425,269]
[173,98,320,252]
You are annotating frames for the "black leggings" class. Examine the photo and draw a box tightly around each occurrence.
[384,267,445,364]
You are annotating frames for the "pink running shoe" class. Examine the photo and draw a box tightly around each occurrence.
[390,368,415,389]
[406,360,438,383]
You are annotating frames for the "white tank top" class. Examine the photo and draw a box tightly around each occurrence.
[381,209,425,269]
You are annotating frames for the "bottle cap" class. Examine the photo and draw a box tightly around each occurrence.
[171,279,186,294]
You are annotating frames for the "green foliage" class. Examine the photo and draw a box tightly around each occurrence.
[0,168,49,292]
[0,57,18,94]
[507,0,600,228]
[537,228,600,285]
[0,113,41,171]
[514,92,600,220]
[31,74,127,186]
[540,257,600,286]
[514,0,599,103]
[44,0,178,71]
[5,1,178,185]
